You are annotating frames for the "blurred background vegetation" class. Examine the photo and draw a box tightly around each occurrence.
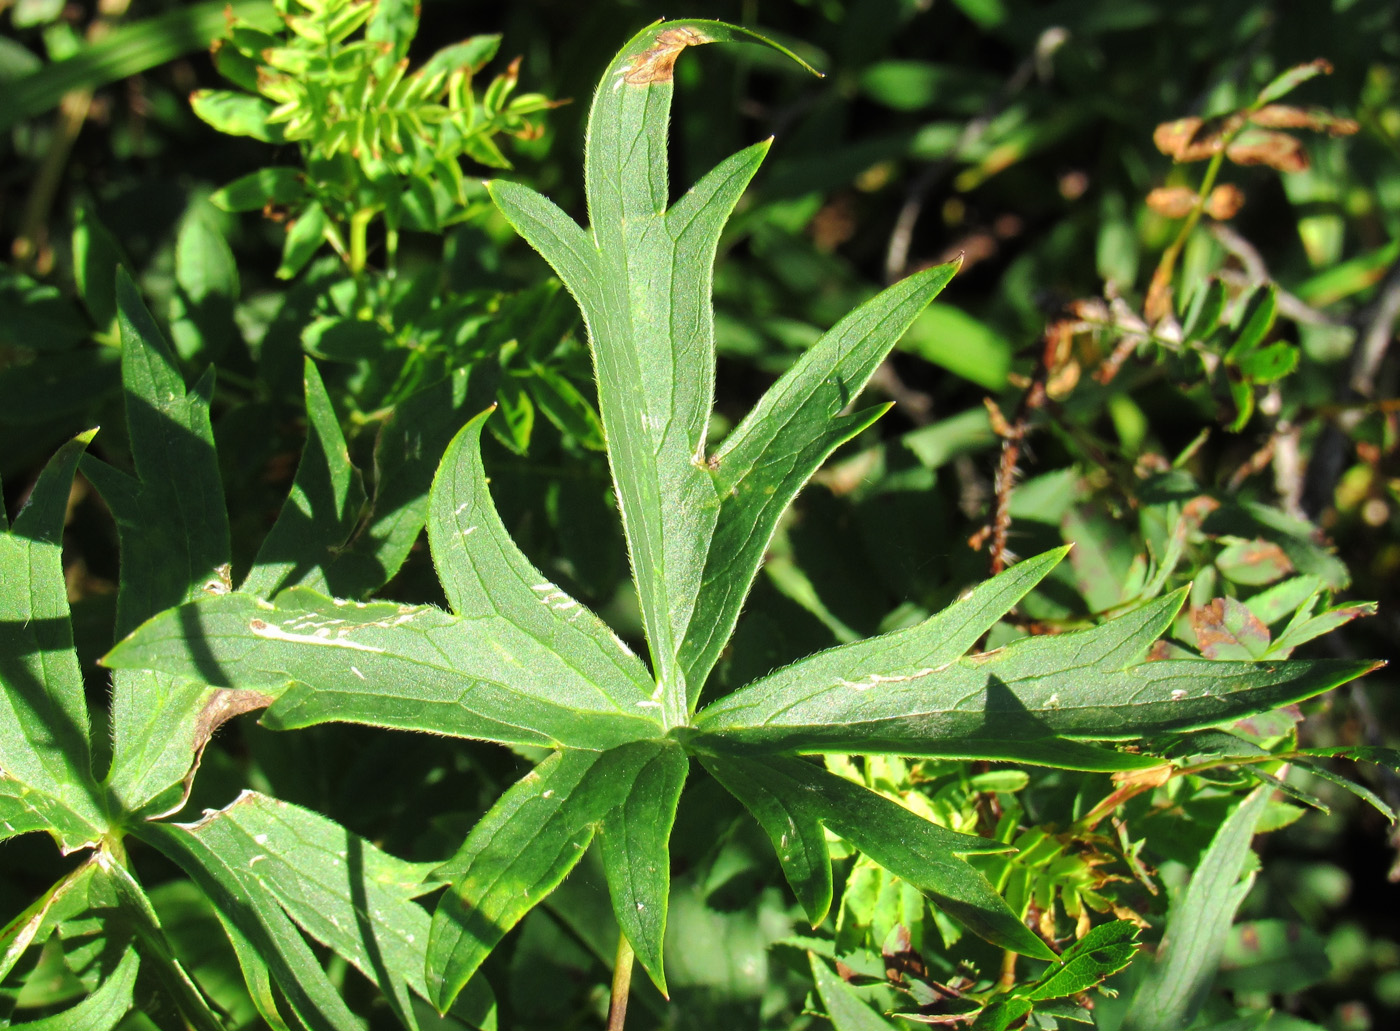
[2,0,1398,1028]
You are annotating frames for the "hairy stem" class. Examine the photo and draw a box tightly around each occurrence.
[608,931,635,1031]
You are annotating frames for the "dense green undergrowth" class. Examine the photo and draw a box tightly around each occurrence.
[2,1,1399,1029]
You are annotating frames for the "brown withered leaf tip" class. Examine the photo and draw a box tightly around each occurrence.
[1191,597,1270,659]
[1205,183,1245,220]
[1226,129,1309,173]
[1249,104,1359,136]
[1153,114,1244,163]
[622,27,712,85]
[1145,186,1199,219]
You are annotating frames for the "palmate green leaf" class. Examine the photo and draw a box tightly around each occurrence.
[596,743,688,996]
[81,273,237,818]
[0,431,107,850]
[427,410,655,705]
[428,741,686,1011]
[701,754,1049,959]
[242,358,367,598]
[105,587,658,750]
[692,566,1376,769]
[488,20,817,725]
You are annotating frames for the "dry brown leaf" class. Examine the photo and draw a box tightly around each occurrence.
[1146,186,1199,218]
[622,26,711,85]
[1205,183,1245,220]
[1249,104,1358,136]
[1153,113,1244,162]
[1226,130,1309,172]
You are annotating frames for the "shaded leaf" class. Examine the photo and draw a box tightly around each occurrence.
[0,431,106,847]
[1122,784,1272,1030]
[242,358,367,598]
[703,754,1049,959]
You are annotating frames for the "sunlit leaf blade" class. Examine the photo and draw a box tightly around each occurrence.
[145,791,494,1031]
[209,904,294,1031]
[698,755,833,924]
[18,944,140,1031]
[143,816,367,1031]
[1122,784,1272,1031]
[491,21,816,725]
[693,586,1376,766]
[243,358,366,598]
[0,431,106,846]
[428,742,671,1012]
[1025,919,1139,1001]
[97,855,225,1031]
[808,952,900,1030]
[703,755,1050,959]
[427,409,656,709]
[598,744,688,995]
[103,588,664,749]
[681,260,961,699]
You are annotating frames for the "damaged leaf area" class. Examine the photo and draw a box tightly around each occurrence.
[621,26,712,84]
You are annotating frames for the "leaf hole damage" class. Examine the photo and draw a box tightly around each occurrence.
[622,27,711,85]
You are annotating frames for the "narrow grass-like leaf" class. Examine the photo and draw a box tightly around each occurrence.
[104,589,663,750]
[703,755,1050,959]
[143,817,367,1031]
[809,952,900,1030]
[0,431,106,846]
[428,742,672,1012]
[1122,784,1272,1030]
[427,410,656,710]
[680,260,961,699]
[692,585,1376,766]
[243,358,366,598]
[598,743,688,995]
[0,1,275,133]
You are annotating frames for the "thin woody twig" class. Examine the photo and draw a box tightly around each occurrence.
[969,323,1063,573]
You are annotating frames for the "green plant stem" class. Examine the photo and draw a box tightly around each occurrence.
[1146,148,1226,320]
[349,207,375,277]
[608,931,635,1031]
